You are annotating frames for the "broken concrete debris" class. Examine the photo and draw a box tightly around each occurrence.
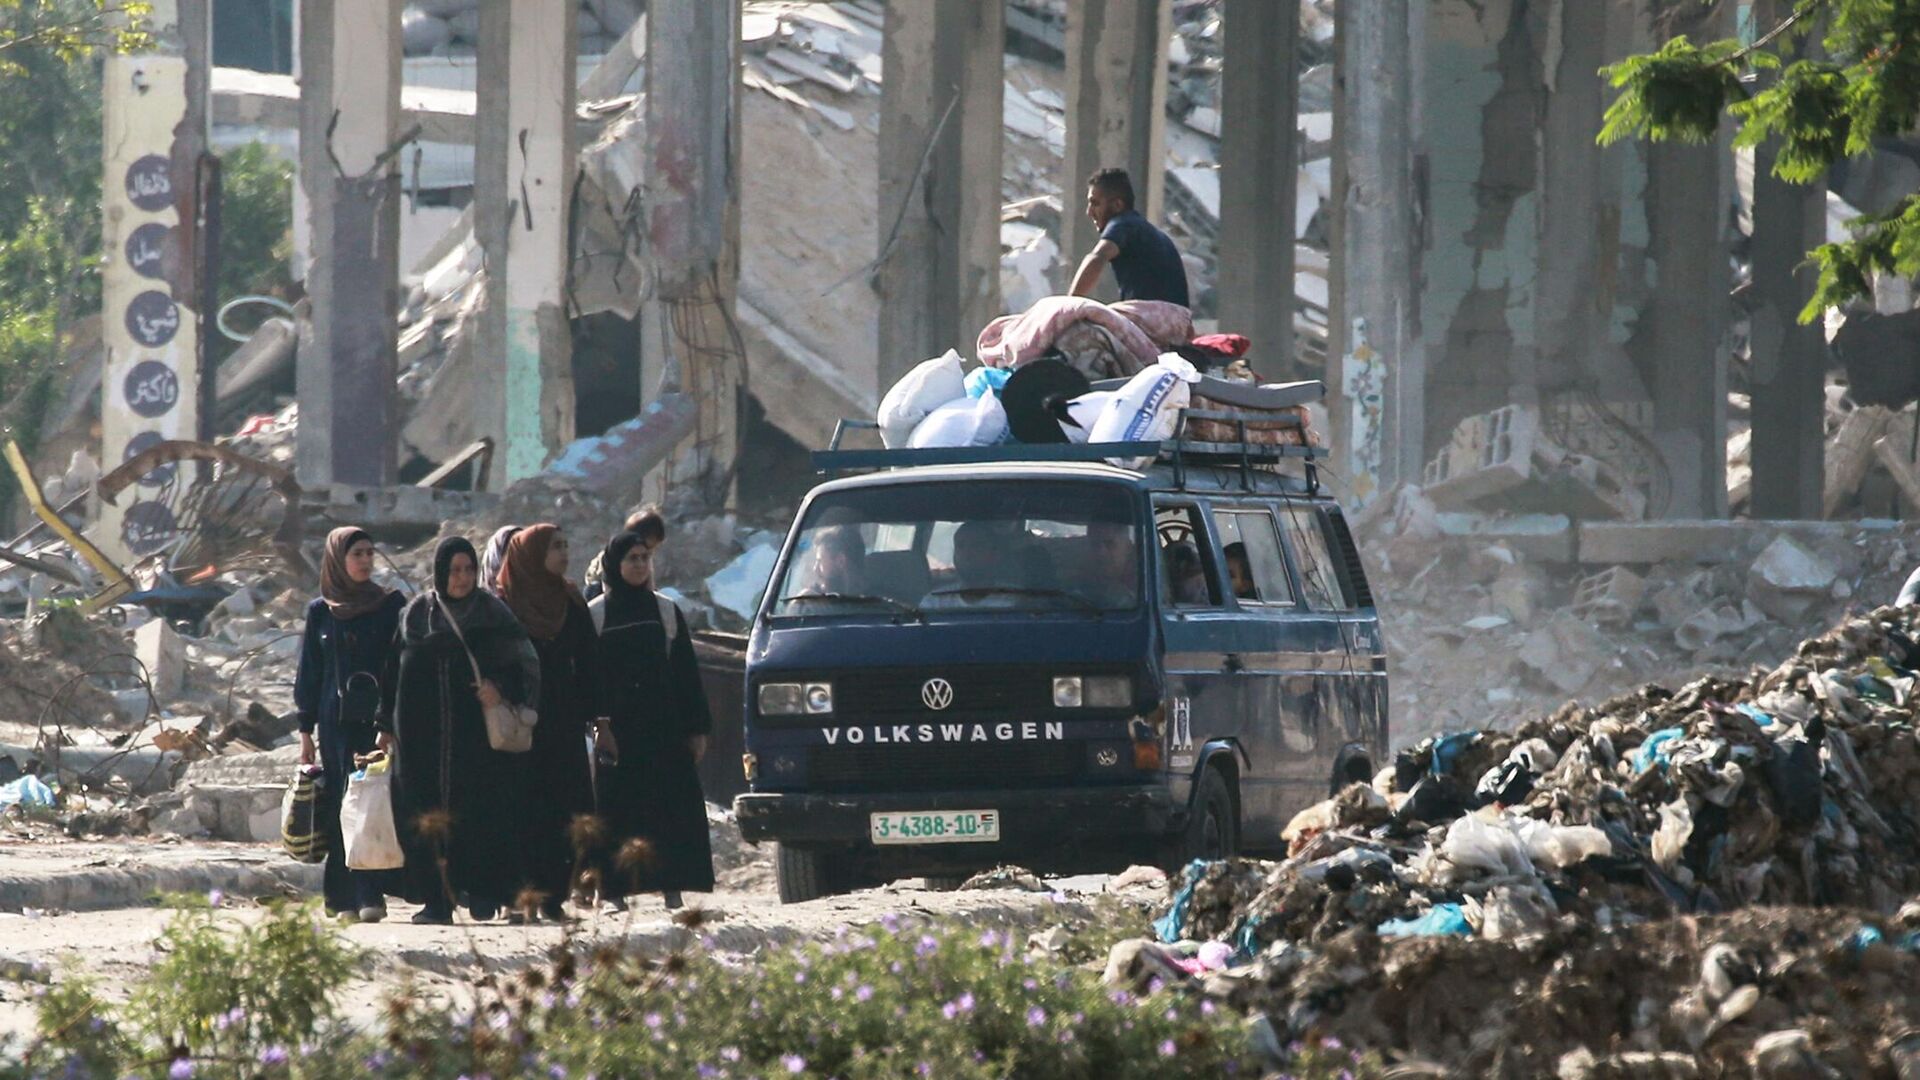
[1112,605,1920,1075]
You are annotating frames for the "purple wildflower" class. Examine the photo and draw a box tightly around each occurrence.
[916,935,938,957]
[855,984,874,1002]
[644,1012,663,1029]
[978,930,1000,949]
[697,1067,719,1079]
[259,1046,289,1067]
[207,889,223,908]
[720,1047,741,1062]
[831,987,843,1000]
[169,1062,194,1080]
[1322,1036,1344,1050]
[781,1054,806,1074]
[1159,1039,1178,1057]
[549,1067,567,1080]
[942,1001,960,1020]
[1026,1006,1048,1028]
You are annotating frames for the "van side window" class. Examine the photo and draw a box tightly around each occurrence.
[1278,502,1351,611]
[1211,509,1294,607]
[1155,505,1218,607]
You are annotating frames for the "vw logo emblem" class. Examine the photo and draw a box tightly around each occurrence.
[921,678,954,711]
[1095,748,1120,767]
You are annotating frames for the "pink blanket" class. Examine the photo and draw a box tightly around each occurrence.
[976,296,1193,372]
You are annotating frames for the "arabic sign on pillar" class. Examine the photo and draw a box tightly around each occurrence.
[99,55,200,565]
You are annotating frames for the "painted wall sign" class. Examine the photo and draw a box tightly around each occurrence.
[120,499,180,556]
[124,154,174,212]
[124,291,182,348]
[123,360,181,419]
[125,223,171,280]
[122,430,176,488]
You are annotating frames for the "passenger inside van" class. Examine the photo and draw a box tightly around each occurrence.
[1163,541,1209,605]
[798,525,867,596]
[921,521,1021,610]
[1224,542,1257,600]
[1073,520,1140,608]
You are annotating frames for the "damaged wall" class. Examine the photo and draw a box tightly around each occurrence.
[1418,0,1723,517]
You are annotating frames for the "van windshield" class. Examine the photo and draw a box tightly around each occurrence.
[772,481,1142,617]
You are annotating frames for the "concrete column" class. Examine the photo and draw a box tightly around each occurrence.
[1629,0,1730,519]
[1057,0,1171,296]
[1330,0,1419,489]
[296,0,403,489]
[474,0,578,485]
[99,0,210,565]
[876,0,1004,391]
[1748,0,1826,520]
[646,0,744,506]
[1217,0,1297,375]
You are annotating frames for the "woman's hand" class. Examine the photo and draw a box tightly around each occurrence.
[475,679,504,709]
[594,721,620,762]
[687,734,708,764]
[299,730,317,766]
[375,730,395,754]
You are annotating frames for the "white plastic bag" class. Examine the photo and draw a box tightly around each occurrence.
[1510,817,1611,869]
[1089,354,1201,468]
[341,756,404,870]
[1056,390,1116,444]
[879,350,968,447]
[908,393,1008,449]
[1440,813,1536,879]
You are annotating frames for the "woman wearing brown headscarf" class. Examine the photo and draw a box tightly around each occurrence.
[293,527,405,922]
[497,524,601,921]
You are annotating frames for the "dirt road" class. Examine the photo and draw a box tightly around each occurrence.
[0,837,1113,1043]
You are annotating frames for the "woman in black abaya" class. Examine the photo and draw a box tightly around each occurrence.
[588,530,715,908]
[378,537,540,924]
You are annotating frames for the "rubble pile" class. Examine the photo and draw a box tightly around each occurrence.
[1362,483,1920,742]
[1112,606,1920,1075]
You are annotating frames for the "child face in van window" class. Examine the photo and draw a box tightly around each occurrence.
[1224,544,1256,600]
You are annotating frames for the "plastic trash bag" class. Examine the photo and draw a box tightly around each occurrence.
[0,774,54,813]
[1088,354,1200,468]
[1440,813,1536,879]
[879,349,967,447]
[341,756,403,871]
[1510,818,1612,869]
[1630,727,1684,773]
[281,765,328,865]
[1378,902,1472,938]
[907,393,1008,449]
[963,365,1011,399]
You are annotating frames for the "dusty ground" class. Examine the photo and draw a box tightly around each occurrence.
[0,837,1112,1044]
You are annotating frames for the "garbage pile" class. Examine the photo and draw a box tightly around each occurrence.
[1108,605,1920,1075]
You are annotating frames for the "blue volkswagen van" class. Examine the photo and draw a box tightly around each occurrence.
[733,395,1388,902]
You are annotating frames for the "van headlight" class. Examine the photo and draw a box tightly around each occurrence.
[758,682,833,715]
[1053,675,1130,708]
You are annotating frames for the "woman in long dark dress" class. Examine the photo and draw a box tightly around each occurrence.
[496,523,598,921]
[588,530,715,908]
[293,527,406,922]
[377,537,540,924]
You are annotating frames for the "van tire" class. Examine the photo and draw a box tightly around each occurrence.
[1181,767,1239,863]
[776,844,841,904]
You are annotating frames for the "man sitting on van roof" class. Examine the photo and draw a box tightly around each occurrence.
[1068,167,1190,308]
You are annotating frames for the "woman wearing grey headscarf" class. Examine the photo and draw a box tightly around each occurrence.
[480,525,520,596]
[378,536,540,924]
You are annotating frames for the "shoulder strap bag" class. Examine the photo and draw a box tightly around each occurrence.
[434,594,538,753]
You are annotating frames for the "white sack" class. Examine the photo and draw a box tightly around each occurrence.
[341,758,404,871]
[1088,354,1201,468]
[879,350,968,448]
[908,393,1008,449]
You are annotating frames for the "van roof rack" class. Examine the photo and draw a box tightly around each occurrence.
[814,406,1329,494]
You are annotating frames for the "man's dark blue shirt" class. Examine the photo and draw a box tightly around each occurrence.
[1100,209,1190,307]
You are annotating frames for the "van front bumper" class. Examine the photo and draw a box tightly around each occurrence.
[733,785,1179,846]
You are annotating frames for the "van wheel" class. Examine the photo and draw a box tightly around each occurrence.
[776,844,843,904]
[1181,768,1239,863]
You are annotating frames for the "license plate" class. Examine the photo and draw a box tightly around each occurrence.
[869,809,999,845]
